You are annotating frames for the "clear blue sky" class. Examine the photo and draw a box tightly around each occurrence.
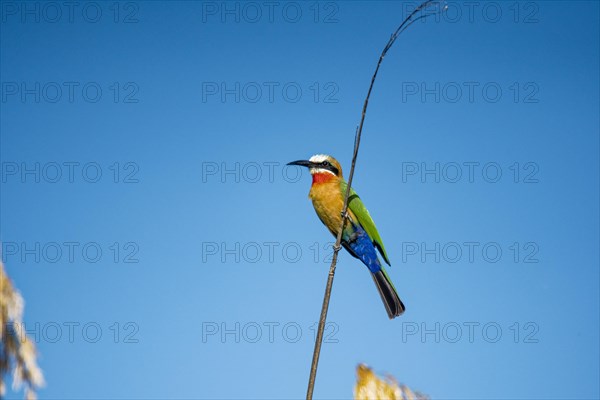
[1,1,599,399]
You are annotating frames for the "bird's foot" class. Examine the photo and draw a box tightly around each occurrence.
[340,209,350,220]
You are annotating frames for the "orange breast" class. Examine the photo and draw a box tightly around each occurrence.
[309,177,356,236]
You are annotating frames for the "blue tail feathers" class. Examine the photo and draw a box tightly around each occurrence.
[342,224,382,273]
[342,223,405,318]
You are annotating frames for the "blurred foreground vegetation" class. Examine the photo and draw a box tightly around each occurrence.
[1,261,44,399]
[354,364,428,400]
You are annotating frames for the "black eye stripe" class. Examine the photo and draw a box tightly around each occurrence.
[313,159,338,176]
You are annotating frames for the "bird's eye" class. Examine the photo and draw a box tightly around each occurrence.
[322,161,330,167]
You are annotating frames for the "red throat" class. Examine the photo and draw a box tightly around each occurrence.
[311,172,336,185]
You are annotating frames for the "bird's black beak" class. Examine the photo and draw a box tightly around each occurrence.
[287,160,314,168]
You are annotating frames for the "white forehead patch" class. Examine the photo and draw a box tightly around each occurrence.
[309,154,331,163]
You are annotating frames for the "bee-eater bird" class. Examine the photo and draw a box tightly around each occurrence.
[288,154,405,319]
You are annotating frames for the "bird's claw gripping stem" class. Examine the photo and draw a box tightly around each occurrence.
[340,210,350,220]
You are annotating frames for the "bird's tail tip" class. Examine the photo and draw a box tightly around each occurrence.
[372,270,405,319]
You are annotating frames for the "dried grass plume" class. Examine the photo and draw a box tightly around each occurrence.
[354,364,428,400]
[1,260,44,399]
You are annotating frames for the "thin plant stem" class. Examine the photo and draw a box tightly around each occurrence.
[305,2,446,399]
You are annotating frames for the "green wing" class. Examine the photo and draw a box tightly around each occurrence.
[340,180,391,266]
